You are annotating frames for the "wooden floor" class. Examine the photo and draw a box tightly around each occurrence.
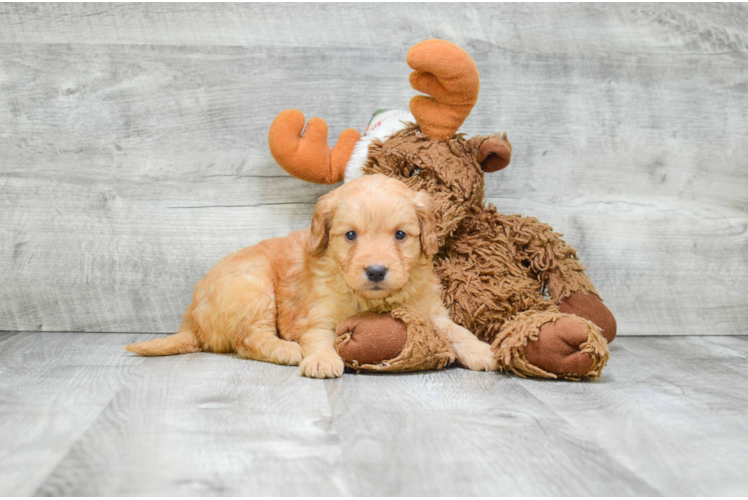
[0,333,746,496]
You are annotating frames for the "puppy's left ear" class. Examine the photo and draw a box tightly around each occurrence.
[413,191,438,258]
[308,191,337,256]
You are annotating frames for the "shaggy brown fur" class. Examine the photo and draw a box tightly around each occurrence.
[493,310,608,380]
[361,125,612,380]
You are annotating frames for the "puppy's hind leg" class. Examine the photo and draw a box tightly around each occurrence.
[237,326,303,366]
[235,295,302,366]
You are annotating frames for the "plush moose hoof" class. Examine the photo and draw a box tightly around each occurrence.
[335,307,455,373]
[524,317,599,376]
[493,310,609,380]
[335,312,408,366]
[559,292,617,343]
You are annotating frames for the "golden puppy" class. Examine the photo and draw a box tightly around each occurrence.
[125,174,496,378]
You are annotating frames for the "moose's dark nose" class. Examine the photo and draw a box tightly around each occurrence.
[365,265,387,283]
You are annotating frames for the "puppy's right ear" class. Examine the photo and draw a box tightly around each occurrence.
[308,191,337,256]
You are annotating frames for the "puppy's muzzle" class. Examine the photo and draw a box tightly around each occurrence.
[365,265,388,283]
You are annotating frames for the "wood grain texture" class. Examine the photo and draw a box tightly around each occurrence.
[520,338,748,496]
[0,3,746,334]
[37,345,345,496]
[1,3,746,53]
[324,369,655,496]
[0,332,152,495]
[0,333,746,495]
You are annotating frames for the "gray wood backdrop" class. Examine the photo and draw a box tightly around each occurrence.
[1,3,746,336]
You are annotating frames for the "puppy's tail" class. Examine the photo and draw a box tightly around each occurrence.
[124,330,201,357]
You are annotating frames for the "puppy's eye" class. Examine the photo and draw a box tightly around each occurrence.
[345,231,357,241]
[395,230,407,241]
[409,167,422,177]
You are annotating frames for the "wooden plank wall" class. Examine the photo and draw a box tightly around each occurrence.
[1,3,746,335]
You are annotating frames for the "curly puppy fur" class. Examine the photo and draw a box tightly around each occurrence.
[125,174,495,378]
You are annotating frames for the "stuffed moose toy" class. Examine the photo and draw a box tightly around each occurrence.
[268,40,617,380]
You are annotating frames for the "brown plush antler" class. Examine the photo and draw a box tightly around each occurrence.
[268,109,361,184]
[407,40,480,142]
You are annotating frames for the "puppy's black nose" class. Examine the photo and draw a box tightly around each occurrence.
[365,265,387,283]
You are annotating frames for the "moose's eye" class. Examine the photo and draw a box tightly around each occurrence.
[345,231,357,241]
[409,166,422,177]
[395,230,407,241]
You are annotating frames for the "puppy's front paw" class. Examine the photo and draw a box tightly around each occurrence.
[299,351,345,379]
[455,339,498,372]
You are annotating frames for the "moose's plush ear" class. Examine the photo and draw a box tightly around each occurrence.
[413,191,438,258]
[308,191,338,256]
[471,133,513,173]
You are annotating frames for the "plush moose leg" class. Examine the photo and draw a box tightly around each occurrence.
[495,213,617,343]
[334,306,455,373]
[491,309,609,380]
[558,292,616,343]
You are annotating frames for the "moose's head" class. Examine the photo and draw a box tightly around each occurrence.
[268,39,512,243]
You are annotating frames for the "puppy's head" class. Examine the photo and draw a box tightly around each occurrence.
[308,174,437,300]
